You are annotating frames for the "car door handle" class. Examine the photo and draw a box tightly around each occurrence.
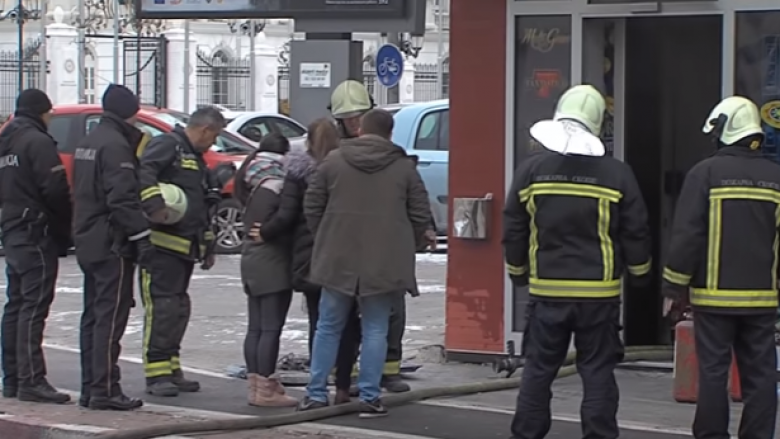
[417,161,431,167]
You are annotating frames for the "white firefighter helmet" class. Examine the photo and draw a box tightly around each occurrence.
[330,79,373,120]
[702,96,763,146]
[158,182,188,225]
[553,85,606,136]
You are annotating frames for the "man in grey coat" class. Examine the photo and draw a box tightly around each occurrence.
[298,109,433,417]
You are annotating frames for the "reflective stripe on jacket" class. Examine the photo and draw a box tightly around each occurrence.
[663,147,780,311]
[502,150,652,301]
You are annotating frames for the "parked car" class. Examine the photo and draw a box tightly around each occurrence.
[1,105,256,255]
[388,100,449,237]
[222,111,307,143]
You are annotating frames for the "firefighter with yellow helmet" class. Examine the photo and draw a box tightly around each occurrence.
[328,79,413,395]
[503,84,652,439]
[137,107,226,397]
[663,96,779,438]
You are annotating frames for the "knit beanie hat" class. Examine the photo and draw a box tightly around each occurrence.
[102,84,140,119]
[15,88,53,115]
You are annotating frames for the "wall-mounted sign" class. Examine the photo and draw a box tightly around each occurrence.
[299,63,331,89]
[138,0,406,19]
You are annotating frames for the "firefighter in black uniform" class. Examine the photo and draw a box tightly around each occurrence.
[0,89,72,404]
[503,85,652,439]
[72,84,154,411]
[663,96,779,439]
[138,107,224,397]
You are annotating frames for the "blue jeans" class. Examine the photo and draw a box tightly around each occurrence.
[306,289,396,403]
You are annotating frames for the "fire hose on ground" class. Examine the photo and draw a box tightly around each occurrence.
[98,346,674,439]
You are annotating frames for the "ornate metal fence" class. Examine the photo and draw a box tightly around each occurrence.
[196,49,251,111]
[122,36,167,108]
[0,39,42,118]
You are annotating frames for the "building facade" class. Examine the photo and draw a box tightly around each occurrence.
[0,0,452,116]
[446,0,780,359]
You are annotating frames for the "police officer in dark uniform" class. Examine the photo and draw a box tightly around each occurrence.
[138,107,224,397]
[503,85,652,439]
[0,89,72,403]
[73,84,154,411]
[663,96,779,439]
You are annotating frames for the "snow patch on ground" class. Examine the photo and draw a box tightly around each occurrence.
[416,253,447,265]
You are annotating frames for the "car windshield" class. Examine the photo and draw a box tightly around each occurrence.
[151,111,256,155]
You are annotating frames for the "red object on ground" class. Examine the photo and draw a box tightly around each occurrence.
[673,319,742,403]
[673,320,698,403]
[730,358,742,402]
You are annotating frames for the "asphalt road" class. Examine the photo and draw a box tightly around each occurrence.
[40,348,691,439]
[0,253,448,374]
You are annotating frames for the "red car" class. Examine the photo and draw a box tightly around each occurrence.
[4,105,254,254]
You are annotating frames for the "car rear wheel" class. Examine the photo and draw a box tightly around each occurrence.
[214,198,244,254]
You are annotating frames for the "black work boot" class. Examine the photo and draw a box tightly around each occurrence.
[18,381,71,404]
[78,394,90,408]
[145,379,179,397]
[89,394,143,411]
[2,380,17,398]
[172,369,200,392]
[381,374,410,393]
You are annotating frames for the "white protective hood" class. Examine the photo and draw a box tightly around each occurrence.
[530,119,606,157]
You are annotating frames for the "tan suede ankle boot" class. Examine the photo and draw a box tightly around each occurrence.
[254,375,297,407]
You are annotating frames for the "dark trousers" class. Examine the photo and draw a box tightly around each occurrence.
[78,256,135,398]
[1,239,59,388]
[384,293,406,375]
[512,301,623,439]
[305,289,361,390]
[244,289,293,377]
[693,311,777,439]
[139,251,194,383]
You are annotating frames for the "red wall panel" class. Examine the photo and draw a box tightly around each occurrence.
[445,0,507,354]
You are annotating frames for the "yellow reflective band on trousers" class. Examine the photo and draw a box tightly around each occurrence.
[691,288,778,308]
[628,259,652,276]
[150,230,192,254]
[141,269,172,378]
[662,267,691,286]
[141,186,161,201]
[529,278,621,298]
[506,264,528,276]
[519,182,622,286]
[341,361,401,378]
[171,356,181,371]
[707,187,780,292]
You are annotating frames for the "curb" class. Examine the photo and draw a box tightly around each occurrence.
[0,413,188,439]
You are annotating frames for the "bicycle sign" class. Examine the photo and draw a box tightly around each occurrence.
[376,44,404,88]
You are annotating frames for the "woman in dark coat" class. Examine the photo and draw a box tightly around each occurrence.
[236,133,297,407]
[257,119,360,404]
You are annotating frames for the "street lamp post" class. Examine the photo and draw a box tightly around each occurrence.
[228,20,266,111]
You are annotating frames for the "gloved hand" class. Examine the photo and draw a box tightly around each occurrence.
[135,237,156,269]
[661,280,690,320]
[509,273,529,288]
[205,189,222,209]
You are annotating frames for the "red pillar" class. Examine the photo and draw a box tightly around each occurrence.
[445,0,508,355]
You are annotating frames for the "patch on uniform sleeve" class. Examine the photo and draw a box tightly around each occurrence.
[50,164,65,172]
[120,162,135,170]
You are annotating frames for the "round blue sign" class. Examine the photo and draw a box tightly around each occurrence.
[375,44,404,88]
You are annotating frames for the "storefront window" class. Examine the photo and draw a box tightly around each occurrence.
[514,15,572,168]
[735,12,780,163]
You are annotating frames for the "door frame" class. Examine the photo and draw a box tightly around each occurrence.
[503,0,739,349]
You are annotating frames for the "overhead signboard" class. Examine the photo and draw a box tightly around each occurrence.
[588,0,715,2]
[137,0,407,20]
